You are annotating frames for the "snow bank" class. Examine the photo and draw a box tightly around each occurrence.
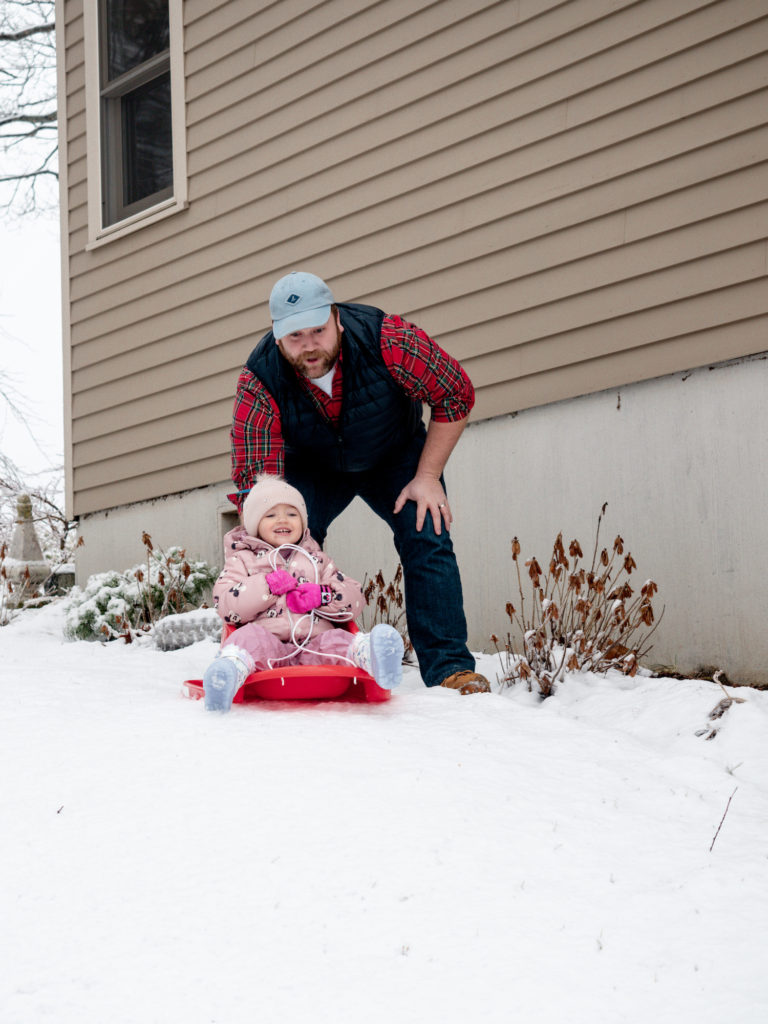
[1,603,767,1023]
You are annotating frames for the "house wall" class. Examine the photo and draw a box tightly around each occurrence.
[76,352,768,685]
[59,0,768,682]
[58,0,768,517]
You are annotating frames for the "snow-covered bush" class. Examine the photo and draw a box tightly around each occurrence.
[64,534,217,642]
[493,504,662,697]
[1,548,38,625]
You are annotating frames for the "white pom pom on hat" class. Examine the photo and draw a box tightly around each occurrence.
[242,475,308,538]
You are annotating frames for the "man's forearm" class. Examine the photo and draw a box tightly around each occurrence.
[231,375,285,506]
[414,417,469,480]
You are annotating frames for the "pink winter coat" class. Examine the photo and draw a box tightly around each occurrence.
[213,526,365,643]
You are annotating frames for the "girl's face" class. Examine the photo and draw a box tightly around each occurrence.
[257,503,303,546]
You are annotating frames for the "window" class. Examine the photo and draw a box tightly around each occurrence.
[99,0,172,225]
[84,0,186,240]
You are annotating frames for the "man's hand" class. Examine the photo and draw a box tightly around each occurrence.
[392,418,468,533]
[393,474,452,535]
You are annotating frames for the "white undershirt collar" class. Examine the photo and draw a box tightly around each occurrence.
[311,365,337,397]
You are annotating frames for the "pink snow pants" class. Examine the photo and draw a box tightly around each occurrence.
[222,622,355,670]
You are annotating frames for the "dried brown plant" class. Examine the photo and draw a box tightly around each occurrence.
[360,563,414,661]
[493,503,662,696]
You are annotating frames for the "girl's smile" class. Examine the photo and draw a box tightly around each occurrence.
[257,503,304,546]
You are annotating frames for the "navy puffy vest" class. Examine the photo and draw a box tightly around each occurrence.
[246,303,425,473]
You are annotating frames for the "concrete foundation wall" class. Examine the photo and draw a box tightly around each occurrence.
[76,485,239,582]
[449,353,768,685]
[76,354,768,685]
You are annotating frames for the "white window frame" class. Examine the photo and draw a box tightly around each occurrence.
[84,0,187,247]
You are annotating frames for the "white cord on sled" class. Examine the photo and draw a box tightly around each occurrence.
[264,542,358,670]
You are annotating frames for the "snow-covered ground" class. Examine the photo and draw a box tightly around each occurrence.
[2,602,767,1024]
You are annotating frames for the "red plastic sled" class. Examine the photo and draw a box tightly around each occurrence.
[182,622,391,704]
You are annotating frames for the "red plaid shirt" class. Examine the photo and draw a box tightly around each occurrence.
[230,313,474,507]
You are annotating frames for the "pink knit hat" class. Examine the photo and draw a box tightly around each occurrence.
[242,475,308,539]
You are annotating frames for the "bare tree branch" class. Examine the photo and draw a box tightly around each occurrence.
[0,22,55,43]
[0,0,58,215]
[0,167,58,183]
[0,111,57,127]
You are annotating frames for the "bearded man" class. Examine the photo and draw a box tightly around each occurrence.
[229,271,490,694]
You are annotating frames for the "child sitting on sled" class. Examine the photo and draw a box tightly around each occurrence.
[203,474,404,711]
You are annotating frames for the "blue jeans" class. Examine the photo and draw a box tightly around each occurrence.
[284,440,475,687]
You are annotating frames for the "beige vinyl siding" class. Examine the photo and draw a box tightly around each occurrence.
[60,0,768,517]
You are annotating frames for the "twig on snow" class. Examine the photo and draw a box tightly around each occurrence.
[709,787,738,852]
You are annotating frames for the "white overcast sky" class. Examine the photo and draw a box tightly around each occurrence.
[0,213,63,479]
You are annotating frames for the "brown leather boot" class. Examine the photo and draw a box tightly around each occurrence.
[440,670,491,695]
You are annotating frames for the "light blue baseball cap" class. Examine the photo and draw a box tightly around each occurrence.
[270,271,335,339]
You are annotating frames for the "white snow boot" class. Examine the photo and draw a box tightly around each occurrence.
[203,645,254,712]
[353,624,404,690]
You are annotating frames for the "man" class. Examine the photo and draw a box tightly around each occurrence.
[230,271,490,694]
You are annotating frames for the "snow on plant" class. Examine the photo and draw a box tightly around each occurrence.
[0,540,36,625]
[0,532,53,627]
[64,532,217,642]
[493,503,662,697]
[360,563,414,661]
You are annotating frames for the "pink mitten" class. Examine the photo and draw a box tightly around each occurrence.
[286,582,330,613]
[266,569,297,595]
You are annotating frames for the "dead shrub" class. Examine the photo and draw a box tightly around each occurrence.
[360,563,414,661]
[493,503,662,696]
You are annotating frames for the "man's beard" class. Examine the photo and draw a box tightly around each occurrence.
[278,324,341,380]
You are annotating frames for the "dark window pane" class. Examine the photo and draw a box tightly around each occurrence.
[106,0,169,80]
[121,72,172,207]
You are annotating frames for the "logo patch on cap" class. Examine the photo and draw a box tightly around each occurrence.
[286,293,301,304]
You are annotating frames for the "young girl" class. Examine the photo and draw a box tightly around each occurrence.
[203,475,404,711]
